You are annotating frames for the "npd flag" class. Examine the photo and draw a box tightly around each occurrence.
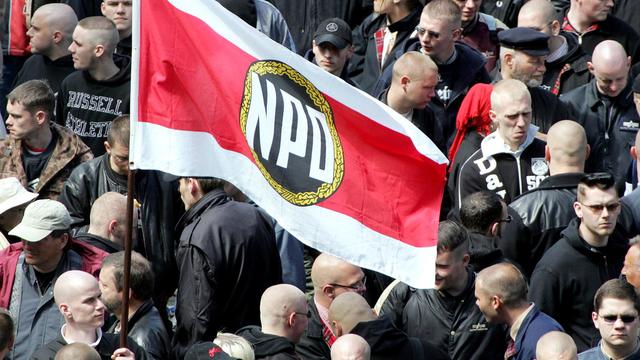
[131,0,448,288]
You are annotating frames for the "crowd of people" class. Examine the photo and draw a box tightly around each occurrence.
[1,0,640,359]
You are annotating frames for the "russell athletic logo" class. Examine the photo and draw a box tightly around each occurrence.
[240,60,344,206]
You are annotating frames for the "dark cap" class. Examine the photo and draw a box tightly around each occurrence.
[314,18,352,49]
[498,27,551,56]
[633,73,640,93]
[185,343,237,360]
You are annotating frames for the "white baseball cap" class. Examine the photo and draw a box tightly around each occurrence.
[9,200,71,242]
[0,177,38,215]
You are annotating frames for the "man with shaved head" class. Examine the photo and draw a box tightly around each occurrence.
[330,292,446,360]
[72,192,127,253]
[56,16,130,157]
[330,334,370,360]
[561,40,639,185]
[297,253,366,360]
[502,120,589,277]
[54,343,100,360]
[517,0,591,95]
[454,79,547,207]
[622,243,640,290]
[475,263,563,360]
[237,284,308,359]
[536,331,578,360]
[12,3,78,96]
[32,270,145,359]
[381,51,444,152]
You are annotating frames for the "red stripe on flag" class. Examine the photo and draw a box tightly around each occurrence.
[139,0,445,248]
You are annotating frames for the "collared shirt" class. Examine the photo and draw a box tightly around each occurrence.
[314,296,332,333]
[61,324,102,348]
[509,303,535,341]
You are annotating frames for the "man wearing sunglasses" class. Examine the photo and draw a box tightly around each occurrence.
[579,279,640,359]
[530,172,629,353]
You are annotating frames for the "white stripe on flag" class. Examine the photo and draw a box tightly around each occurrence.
[132,121,437,289]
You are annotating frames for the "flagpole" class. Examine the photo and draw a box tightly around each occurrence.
[120,169,136,348]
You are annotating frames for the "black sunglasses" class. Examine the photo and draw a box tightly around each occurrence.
[601,314,637,324]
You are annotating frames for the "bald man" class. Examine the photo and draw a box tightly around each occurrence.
[535,331,577,360]
[331,334,370,360]
[455,79,548,207]
[54,343,100,360]
[381,51,445,152]
[297,253,366,360]
[502,120,588,277]
[31,270,146,360]
[475,263,563,360]
[622,243,640,290]
[329,293,446,360]
[12,3,78,95]
[237,284,308,359]
[74,192,128,253]
[56,16,131,157]
[517,0,591,95]
[561,40,639,184]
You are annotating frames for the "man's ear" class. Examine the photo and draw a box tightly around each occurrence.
[631,145,637,160]
[551,20,561,36]
[400,75,411,90]
[34,110,47,126]
[59,303,72,319]
[452,27,462,41]
[587,61,594,75]
[332,320,344,337]
[94,44,105,58]
[544,144,551,162]
[52,30,63,45]
[592,311,600,330]
[107,219,119,235]
[322,284,336,300]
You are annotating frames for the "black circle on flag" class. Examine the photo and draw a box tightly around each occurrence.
[240,60,344,206]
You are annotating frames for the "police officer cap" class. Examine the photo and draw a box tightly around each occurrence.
[498,27,550,56]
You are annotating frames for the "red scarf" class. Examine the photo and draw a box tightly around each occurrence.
[448,83,494,168]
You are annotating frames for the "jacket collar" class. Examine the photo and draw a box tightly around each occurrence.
[586,79,635,110]
[536,172,584,190]
[178,188,230,228]
[480,124,539,158]
[388,6,422,33]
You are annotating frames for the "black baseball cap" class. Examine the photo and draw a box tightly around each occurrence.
[498,27,551,56]
[314,18,352,49]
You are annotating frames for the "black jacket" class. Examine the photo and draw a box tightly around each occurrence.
[379,271,507,360]
[454,131,548,207]
[237,325,300,360]
[565,15,640,65]
[31,332,148,360]
[266,0,371,55]
[480,0,523,28]
[379,89,447,153]
[561,80,639,183]
[374,40,490,146]
[172,189,282,359]
[468,232,505,272]
[56,55,131,156]
[541,31,591,96]
[74,232,123,254]
[350,316,448,360]
[296,299,331,360]
[529,218,628,352]
[58,154,184,305]
[11,54,76,96]
[612,0,640,35]
[502,172,583,278]
[108,301,172,360]
[349,7,422,93]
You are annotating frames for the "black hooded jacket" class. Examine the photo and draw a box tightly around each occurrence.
[529,218,629,352]
[56,54,131,156]
[12,54,76,96]
[237,326,300,359]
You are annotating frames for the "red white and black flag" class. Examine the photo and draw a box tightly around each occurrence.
[130,0,447,288]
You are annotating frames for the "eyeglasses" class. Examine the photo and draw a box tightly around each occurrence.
[601,314,638,324]
[329,276,367,291]
[294,311,311,318]
[415,26,441,39]
[579,202,621,214]
[497,215,512,224]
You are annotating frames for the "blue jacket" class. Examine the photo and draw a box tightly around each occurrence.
[512,305,564,360]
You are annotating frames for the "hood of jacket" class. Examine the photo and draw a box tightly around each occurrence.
[236,325,296,356]
[82,53,131,85]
